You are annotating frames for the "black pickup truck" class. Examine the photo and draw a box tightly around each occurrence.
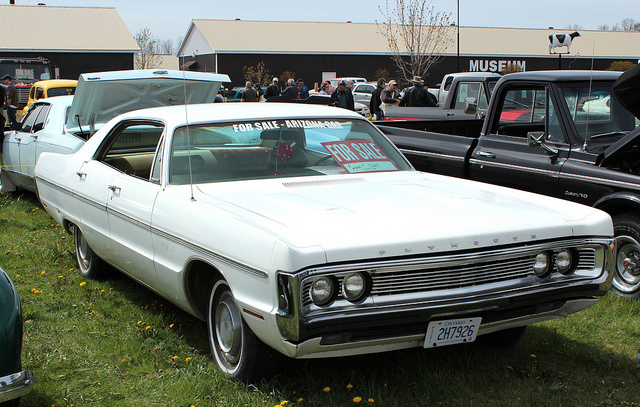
[378,70,640,299]
[384,72,500,121]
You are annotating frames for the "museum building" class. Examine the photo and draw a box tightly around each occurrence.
[177,19,640,87]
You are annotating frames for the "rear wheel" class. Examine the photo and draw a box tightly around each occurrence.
[612,214,640,300]
[207,280,281,383]
[73,224,106,279]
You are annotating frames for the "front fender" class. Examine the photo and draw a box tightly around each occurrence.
[594,191,640,216]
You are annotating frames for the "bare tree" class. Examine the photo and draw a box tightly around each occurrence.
[565,24,583,30]
[598,24,610,31]
[610,18,640,32]
[134,27,162,69]
[158,39,175,55]
[377,0,453,83]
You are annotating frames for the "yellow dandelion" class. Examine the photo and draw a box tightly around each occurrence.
[353,397,362,402]
[323,387,331,392]
[368,398,374,403]
[121,358,127,363]
[79,282,86,286]
[100,289,105,292]
[145,326,152,330]
[58,275,63,279]
[347,384,353,389]
[15,275,19,278]
[172,355,178,361]
[155,346,160,350]
[69,268,73,271]
[186,357,192,362]
[531,354,537,358]
[169,323,175,328]
[298,399,304,403]
[40,271,46,275]
[89,303,92,306]
[280,401,289,405]
[137,321,144,325]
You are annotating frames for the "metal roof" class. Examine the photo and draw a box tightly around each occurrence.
[180,19,640,59]
[0,5,139,52]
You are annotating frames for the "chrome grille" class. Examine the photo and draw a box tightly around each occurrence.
[300,245,599,311]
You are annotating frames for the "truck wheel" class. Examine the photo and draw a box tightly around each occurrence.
[207,280,280,383]
[476,326,526,348]
[612,214,640,300]
[73,224,107,280]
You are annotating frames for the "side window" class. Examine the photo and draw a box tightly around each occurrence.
[453,82,482,110]
[363,85,375,94]
[21,105,42,133]
[36,87,44,99]
[478,84,488,110]
[98,122,165,181]
[492,86,548,137]
[32,104,51,132]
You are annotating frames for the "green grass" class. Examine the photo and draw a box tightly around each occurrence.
[1,191,640,407]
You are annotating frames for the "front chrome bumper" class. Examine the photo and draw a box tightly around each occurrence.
[281,298,598,358]
[0,370,35,403]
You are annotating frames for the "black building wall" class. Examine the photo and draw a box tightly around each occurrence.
[185,52,636,89]
[0,51,134,80]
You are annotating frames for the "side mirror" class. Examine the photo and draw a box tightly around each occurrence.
[527,131,558,155]
[464,97,478,115]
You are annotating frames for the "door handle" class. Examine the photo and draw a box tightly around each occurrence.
[76,171,86,178]
[445,112,454,117]
[476,151,495,158]
[107,185,121,193]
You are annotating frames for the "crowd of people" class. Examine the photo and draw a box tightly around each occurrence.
[231,75,440,120]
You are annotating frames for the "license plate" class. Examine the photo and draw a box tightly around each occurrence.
[424,317,482,348]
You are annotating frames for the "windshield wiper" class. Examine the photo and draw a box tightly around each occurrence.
[589,131,629,140]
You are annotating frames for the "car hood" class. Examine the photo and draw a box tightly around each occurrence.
[601,126,640,166]
[66,69,230,132]
[195,171,610,263]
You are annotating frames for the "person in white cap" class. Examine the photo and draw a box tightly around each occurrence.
[264,77,280,100]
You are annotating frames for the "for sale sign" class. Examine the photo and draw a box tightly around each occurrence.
[321,140,397,173]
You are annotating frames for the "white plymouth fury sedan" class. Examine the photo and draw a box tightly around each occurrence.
[1,69,229,192]
[35,103,614,382]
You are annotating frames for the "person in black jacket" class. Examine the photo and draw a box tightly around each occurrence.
[399,76,437,107]
[264,77,280,100]
[330,80,355,111]
[613,63,640,119]
[370,78,386,120]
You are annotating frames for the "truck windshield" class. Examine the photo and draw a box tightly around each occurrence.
[557,81,639,142]
[0,61,51,81]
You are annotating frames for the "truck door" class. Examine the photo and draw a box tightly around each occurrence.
[468,84,569,198]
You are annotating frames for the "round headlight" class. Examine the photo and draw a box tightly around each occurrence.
[555,249,574,275]
[342,272,367,302]
[310,276,335,306]
[533,251,551,277]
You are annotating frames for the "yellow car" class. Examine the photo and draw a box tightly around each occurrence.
[22,79,77,115]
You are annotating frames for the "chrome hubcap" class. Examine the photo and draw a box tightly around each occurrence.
[614,236,640,293]
[215,291,242,366]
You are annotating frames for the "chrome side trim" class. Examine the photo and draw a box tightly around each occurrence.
[399,148,466,162]
[560,171,640,191]
[469,158,558,177]
[35,176,267,278]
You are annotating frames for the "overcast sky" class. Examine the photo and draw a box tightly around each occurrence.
[16,0,640,47]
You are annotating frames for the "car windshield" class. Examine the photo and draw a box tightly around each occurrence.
[169,118,410,184]
[47,86,76,97]
[557,81,639,142]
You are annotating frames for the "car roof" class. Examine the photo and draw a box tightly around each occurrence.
[109,102,366,126]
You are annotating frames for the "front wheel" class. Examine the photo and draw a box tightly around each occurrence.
[73,224,106,280]
[612,214,640,300]
[207,280,281,383]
